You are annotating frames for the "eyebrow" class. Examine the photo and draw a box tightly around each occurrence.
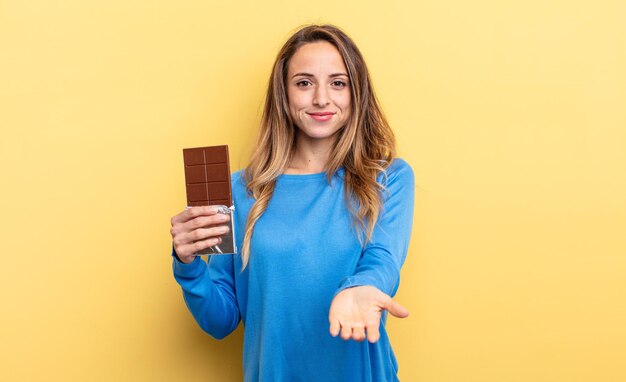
[291,72,349,79]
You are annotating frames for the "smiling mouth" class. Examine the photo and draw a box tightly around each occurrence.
[307,112,335,121]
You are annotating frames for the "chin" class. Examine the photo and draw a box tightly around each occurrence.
[304,130,341,141]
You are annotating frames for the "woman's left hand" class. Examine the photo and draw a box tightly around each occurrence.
[328,285,409,343]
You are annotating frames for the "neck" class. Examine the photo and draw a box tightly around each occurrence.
[285,134,334,174]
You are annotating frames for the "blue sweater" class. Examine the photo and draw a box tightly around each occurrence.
[173,159,415,381]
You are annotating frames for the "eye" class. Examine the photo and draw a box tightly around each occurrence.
[332,80,347,88]
[296,80,312,87]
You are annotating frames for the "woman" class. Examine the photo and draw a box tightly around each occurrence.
[170,24,415,381]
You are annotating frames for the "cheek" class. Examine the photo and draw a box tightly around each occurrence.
[338,92,351,111]
[287,91,305,112]
[288,101,300,119]
[286,93,297,117]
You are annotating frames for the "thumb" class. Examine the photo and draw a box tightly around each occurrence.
[383,299,409,318]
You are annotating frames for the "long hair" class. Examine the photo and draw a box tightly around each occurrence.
[241,24,396,269]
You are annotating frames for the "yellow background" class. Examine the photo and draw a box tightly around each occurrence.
[1,1,625,381]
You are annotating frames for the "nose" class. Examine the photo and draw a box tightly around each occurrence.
[313,86,330,107]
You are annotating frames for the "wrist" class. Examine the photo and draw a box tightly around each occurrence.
[172,246,195,264]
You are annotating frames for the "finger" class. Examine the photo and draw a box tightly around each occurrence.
[384,299,409,318]
[176,237,222,257]
[196,224,229,240]
[351,323,366,342]
[174,225,230,247]
[329,318,341,337]
[180,213,230,234]
[339,322,352,340]
[172,206,220,225]
[366,321,381,343]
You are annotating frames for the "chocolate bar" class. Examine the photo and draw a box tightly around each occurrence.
[183,145,236,255]
[183,145,232,207]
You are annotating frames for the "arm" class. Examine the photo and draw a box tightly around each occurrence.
[338,159,415,296]
[170,206,241,339]
[329,159,415,342]
[172,251,241,339]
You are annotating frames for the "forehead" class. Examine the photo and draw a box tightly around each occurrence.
[287,41,347,75]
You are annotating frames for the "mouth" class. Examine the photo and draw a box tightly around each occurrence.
[307,112,335,121]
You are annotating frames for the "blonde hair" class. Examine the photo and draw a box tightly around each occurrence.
[241,24,396,269]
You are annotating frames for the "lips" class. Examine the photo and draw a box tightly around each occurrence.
[307,112,335,121]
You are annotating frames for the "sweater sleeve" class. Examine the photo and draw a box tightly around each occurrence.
[335,159,415,297]
[172,249,241,339]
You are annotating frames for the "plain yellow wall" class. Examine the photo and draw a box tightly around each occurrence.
[1,1,625,381]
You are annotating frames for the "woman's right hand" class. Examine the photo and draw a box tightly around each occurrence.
[170,206,231,264]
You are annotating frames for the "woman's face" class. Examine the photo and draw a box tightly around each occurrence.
[286,41,351,145]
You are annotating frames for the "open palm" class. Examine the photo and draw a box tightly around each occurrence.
[328,285,409,343]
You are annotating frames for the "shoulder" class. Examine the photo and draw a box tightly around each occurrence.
[378,158,414,186]
[230,169,258,214]
[231,169,248,193]
[231,169,245,186]
[378,158,415,207]
[386,158,413,176]
[230,170,249,199]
